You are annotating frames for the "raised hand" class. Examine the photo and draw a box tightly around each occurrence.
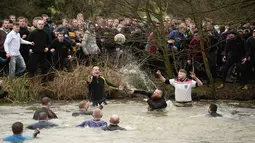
[87,75,92,83]
[156,70,162,76]
[241,58,247,64]
[190,72,196,79]
[187,60,191,65]
[50,48,55,52]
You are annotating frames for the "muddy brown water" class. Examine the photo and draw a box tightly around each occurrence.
[0,100,254,143]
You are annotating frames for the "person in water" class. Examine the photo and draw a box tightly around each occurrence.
[101,115,126,131]
[33,97,58,120]
[156,69,203,104]
[130,88,167,111]
[76,109,107,128]
[206,104,222,117]
[87,66,124,106]
[72,100,94,116]
[27,112,58,129]
[3,122,40,142]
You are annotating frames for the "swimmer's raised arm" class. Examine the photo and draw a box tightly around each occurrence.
[130,88,153,97]
[156,70,168,83]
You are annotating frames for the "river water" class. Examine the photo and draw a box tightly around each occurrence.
[0,100,254,143]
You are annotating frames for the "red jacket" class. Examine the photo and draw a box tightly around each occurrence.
[188,38,203,60]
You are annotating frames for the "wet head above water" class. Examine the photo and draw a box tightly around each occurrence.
[0,100,254,143]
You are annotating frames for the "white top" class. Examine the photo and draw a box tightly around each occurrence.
[81,30,100,55]
[169,78,197,102]
[4,30,32,56]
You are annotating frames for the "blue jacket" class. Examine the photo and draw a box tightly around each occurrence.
[167,30,186,49]
[27,120,58,129]
[77,119,107,128]
[3,134,33,143]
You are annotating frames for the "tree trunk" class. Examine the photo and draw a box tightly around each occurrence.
[198,33,216,99]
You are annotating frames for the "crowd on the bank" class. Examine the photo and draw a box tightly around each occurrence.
[0,13,254,90]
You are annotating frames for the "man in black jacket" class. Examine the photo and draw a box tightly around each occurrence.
[50,32,73,71]
[101,115,126,131]
[246,30,255,83]
[130,88,167,111]
[27,20,50,83]
[218,31,249,89]
[33,97,58,120]
[18,17,30,64]
[87,66,123,106]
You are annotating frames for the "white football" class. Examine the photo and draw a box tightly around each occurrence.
[114,33,126,45]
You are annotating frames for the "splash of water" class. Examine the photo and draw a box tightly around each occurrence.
[120,62,156,91]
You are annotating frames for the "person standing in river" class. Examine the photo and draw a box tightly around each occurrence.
[156,69,203,105]
[129,88,167,111]
[33,97,58,120]
[87,66,124,107]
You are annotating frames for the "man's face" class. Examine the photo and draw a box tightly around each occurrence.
[42,16,48,23]
[37,21,44,29]
[171,19,177,25]
[72,20,78,27]
[113,19,119,27]
[152,89,162,99]
[194,33,200,40]
[13,25,20,33]
[92,67,100,76]
[89,24,95,31]
[2,20,9,29]
[63,20,68,27]
[165,16,170,22]
[18,19,26,27]
[179,27,186,34]
[107,19,113,26]
[229,33,235,39]
[57,34,64,42]
[10,16,16,22]
[178,72,186,80]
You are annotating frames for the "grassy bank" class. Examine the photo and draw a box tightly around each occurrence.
[0,65,254,104]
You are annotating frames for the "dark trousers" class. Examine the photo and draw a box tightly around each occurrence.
[223,56,246,84]
[246,58,255,81]
[28,52,49,82]
[54,56,72,71]
[208,50,218,78]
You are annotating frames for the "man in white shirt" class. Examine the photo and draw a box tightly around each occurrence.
[156,69,203,103]
[4,23,34,79]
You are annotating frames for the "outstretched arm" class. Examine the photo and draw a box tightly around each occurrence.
[130,88,153,98]
[105,79,121,90]
[156,70,169,84]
